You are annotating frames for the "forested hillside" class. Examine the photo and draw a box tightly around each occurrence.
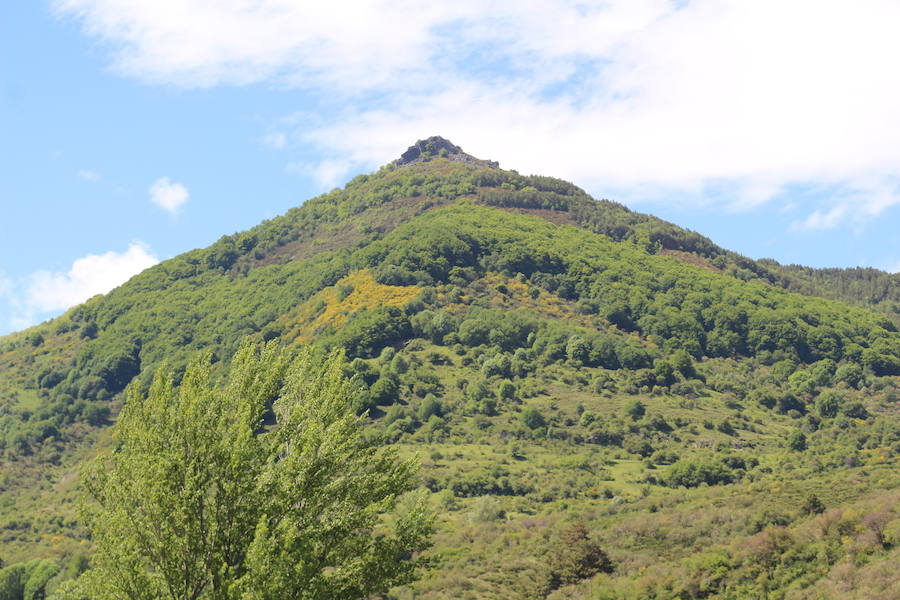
[758,262,900,318]
[1,138,898,599]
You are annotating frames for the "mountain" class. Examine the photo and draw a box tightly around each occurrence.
[1,137,898,599]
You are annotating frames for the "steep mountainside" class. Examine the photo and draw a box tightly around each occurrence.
[1,138,898,599]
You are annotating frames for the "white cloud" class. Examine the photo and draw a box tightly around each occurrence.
[77,169,102,181]
[25,242,159,314]
[790,180,900,231]
[149,176,189,215]
[56,0,900,228]
[0,243,159,334]
[287,158,352,189]
[792,205,849,232]
[50,1,671,90]
[52,0,466,89]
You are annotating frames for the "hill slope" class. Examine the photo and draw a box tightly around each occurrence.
[1,138,898,599]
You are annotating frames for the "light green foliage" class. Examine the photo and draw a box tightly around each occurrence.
[23,561,58,600]
[0,564,28,600]
[47,578,90,600]
[81,342,432,600]
[0,559,59,600]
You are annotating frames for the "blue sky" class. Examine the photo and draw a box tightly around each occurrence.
[2,0,899,335]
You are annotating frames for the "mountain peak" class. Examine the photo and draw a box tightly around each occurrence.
[394,136,499,168]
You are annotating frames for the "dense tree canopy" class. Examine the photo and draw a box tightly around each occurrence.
[79,342,432,600]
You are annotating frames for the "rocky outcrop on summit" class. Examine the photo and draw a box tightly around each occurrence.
[394,136,499,168]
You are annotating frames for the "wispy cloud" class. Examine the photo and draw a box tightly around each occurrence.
[286,158,353,189]
[56,0,900,229]
[77,169,102,181]
[1,243,159,333]
[0,271,11,302]
[792,206,849,232]
[790,180,900,232]
[0,271,33,333]
[149,176,189,215]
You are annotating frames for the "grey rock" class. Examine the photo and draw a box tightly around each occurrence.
[394,136,499,169]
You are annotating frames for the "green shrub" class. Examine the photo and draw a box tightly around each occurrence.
[666,458,734,487]
[521,406,546,430]
[624,399,646,420]
[787,429,807,451]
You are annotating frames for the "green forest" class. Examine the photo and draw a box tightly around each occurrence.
[0,148,898,599]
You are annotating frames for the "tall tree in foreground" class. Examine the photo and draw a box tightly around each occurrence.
[80,342,433,600]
